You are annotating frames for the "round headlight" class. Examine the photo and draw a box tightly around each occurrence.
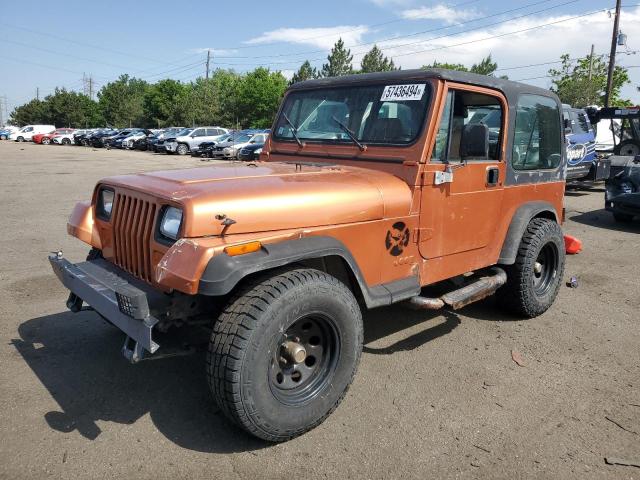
[160,207,183,240]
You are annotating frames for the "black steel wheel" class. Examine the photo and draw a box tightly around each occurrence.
[499,218,565,318]
[208,268,362,442]
[268,314,339,406]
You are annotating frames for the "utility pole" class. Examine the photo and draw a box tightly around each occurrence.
[206,49,211,80]
[0,96,4,126]
[588,44,595,81]
[605,0,622,107]
[36,87,39,101]
[89,76,93,100]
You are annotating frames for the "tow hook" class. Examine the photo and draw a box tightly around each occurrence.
[66,293,83,312]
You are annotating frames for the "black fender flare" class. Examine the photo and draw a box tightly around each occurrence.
[498,201,560,265]
[197,236,420,309]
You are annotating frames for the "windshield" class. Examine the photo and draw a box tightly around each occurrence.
[274,83,430,146]
[176,128,193,137]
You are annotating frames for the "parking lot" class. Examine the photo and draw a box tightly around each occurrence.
[0,140,639,479]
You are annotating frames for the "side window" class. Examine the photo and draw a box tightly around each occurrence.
[192,129,204,137]
[512,94,562,171]
[430,89,504,163]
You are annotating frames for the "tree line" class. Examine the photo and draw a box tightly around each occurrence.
[9,39,632,128]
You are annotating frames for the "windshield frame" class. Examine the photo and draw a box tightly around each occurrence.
[272,81,433,149]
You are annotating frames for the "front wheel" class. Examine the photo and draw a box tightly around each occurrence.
[498,218,565,318]
[0,134,6,140]
[207,268,363,442]
[62,138,71,145]
[614,140,640,157]
[176,143,189,155]
[42,137,51,145]
[17,136,24,142]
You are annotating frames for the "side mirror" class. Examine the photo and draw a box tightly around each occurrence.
[460,123,489,159]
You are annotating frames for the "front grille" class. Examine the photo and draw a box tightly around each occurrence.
[112,193,158,282]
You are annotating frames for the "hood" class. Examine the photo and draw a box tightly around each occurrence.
[102,161,412,237]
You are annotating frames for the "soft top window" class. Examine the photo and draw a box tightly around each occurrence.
[274,83,431,146]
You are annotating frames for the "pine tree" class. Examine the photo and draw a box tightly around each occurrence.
[290,60,319,85]
[321,38,353,78]
[360,45,396,73]
[470,55,498,76]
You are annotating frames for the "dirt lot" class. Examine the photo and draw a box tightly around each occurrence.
[0,140,639,479]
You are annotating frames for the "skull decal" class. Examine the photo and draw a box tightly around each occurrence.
[385,221,410,257]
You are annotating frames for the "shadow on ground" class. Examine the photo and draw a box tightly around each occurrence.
[14,304,462,452]
[12,311,266,453]
[570,208,640,233]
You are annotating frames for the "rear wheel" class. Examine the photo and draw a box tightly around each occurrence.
[17,136,24,142]
[207,268,363,442]
[0,134,7,140]
[499,218,565,318]
[62,138,71,145]
[614,140,640,157]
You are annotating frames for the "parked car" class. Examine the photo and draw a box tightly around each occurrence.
[52,130,77,145]
[0,126,20,140]
[165,126,229,155]
[34,128,74,145]
[238,139,267,161]
[163,128,195,155]
[122,130,153,149]
[209,130,269,159]
[50,69,568,442]
[10,125,56,142]
[147,127,184,153]
[605,155,640,222]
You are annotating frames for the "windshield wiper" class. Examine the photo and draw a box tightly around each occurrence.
[331,116,366,151]
[282,113,304,148]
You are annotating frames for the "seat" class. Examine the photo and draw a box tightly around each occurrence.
[367,118,406,142]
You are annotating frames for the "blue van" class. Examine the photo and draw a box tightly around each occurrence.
[563,105,598,181]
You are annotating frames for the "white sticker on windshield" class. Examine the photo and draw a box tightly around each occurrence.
[380,84,425,102]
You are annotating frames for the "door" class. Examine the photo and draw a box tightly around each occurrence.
[419,83,506,262]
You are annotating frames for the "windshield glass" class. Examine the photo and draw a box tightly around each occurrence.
[177,128,193,136]
[274,83,430,145]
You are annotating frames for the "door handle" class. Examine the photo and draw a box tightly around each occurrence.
[486,167,499,187]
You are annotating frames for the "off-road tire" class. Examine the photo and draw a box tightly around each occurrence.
[176,143,189,155]
[207,268,363,442]
[499,218,565,318]
[613,212,634,223]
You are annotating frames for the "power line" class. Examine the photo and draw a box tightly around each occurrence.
[216,0,573,60]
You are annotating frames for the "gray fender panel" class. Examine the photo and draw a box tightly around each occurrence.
[198,236,420,309]
[498,201,559,265]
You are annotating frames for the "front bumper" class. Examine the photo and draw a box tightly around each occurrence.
[49,253,161,362]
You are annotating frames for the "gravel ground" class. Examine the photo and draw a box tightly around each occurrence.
[0,141,639,480]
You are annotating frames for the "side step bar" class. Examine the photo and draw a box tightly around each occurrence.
[405,267,507,311]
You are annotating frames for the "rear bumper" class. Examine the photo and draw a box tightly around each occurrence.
[48,253,160,362]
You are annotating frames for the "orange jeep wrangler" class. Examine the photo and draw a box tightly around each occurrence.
[50,69,567,441]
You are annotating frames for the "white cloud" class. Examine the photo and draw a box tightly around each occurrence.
[401,5,480,24]
[357,8,640,102]
[245,25,370,50]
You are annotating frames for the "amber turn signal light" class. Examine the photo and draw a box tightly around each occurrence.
[224,241,262,256]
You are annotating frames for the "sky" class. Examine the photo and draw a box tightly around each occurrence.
[0,0,639,118]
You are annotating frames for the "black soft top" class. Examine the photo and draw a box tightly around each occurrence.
[288,68,559,104]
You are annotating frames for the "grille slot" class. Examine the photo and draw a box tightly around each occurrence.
[112,193,157,282]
